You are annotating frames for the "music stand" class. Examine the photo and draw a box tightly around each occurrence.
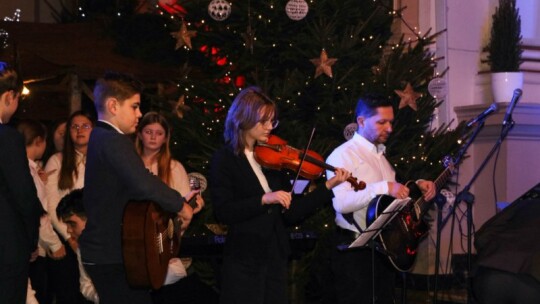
[347,198,410,304]
[348,197,410,249]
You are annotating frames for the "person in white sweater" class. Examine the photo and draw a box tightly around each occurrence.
[17,119,66,304]
[44,111,95,303]
[135,112,214,304]
[135,112,194,204]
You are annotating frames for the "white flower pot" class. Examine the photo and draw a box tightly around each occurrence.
[491,72,523,103]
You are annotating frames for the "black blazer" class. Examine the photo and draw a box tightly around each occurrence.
[209,145,334,260]
[79,121,185,265]
[0,124,43,265]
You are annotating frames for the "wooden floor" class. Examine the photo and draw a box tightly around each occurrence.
[396,273,470,304]
[287,264,472,304]
[296,287,469,304]
[292,274,470,304]
[399,288,468,304]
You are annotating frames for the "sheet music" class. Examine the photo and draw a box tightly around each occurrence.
[348,197,411,248]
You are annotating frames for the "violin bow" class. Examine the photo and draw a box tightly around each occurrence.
[290,127,316,194]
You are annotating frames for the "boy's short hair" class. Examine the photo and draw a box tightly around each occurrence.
[16,119,47,146]
[56,188,86,222]
[0,61,23,95]
[92,71,143,114]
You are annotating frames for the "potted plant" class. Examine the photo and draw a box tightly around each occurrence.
[485,0,524,103]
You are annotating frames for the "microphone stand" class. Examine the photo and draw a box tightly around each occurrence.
[432,119,482,303]
[435,116,515,304]
[432,192,447,304]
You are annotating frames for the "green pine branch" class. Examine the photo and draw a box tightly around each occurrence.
[486,0,523,72]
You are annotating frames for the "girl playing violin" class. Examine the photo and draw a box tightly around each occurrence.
[209,86,351,304]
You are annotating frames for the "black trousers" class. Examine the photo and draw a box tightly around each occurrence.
[85,263,152,304]
[47,242,88,304]
[0,261,29,304]
[151,273,219,304]
[219,236,288,304]
[330,229,397,304]
[472,266,540,304]
[29,256,52,304]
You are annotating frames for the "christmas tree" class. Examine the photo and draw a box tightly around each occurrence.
[49,0,468,298]
[115,0,466,186]
[57,0,465,183]
[122,1,466,296]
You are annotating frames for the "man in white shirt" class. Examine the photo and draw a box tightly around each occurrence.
[326,94,436,304]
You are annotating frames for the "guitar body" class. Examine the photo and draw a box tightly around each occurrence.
[122,200,180,289]
[366,181,430,272]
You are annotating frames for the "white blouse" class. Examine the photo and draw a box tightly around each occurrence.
[44,151,86,241]
[145,159,190,196]
[28,159,63,257]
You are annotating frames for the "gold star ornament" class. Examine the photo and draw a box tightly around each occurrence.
[171,21,196,50]
[310,49,338,78]
[395,83,421,111]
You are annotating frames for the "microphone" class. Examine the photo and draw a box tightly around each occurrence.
[187,172,207,208]
[502,88,523,126]
[466,103,498,128]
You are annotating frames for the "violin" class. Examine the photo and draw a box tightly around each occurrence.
[253,135,366,191]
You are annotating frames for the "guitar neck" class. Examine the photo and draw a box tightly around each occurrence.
[434,167,453,190]
[415,166,454,216]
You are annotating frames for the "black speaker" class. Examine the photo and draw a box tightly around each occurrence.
[474,192,540,280]
[514,182,540,202]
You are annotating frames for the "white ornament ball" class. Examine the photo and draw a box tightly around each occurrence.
[188,172,208,193]
[285,0,309,21]
[343,123,358,141]
[427,77,447,101]
[208,0,231,21]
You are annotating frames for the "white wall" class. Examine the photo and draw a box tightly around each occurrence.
[446,1,494,113]
[405,0,540,275]
[518,0,540,45]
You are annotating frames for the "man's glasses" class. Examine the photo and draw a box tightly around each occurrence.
[70,123,92,131]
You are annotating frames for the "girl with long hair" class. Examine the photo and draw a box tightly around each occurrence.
[17,119,65,304]
[42,119,67,165]
[135,112,191,197]
[45,110,94,245]
[44,110,94,304]
[135,112,209,303]
[209,86,350,303]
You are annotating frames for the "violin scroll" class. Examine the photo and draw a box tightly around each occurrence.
[347,176,366,192]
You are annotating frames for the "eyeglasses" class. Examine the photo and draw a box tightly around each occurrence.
[258,119,279,129]
[70,123,92,131]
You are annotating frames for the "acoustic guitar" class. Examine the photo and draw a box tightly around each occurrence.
[122,174,203,289]
[365,157,455,272]
[122,200,180,289]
